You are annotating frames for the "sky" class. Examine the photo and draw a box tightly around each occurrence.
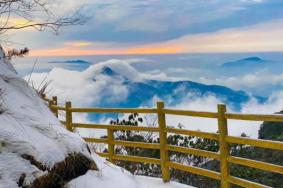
[4,0,283,56]
[3,0,283,139]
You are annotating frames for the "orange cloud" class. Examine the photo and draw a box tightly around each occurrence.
[29,47,181,56]
[64,42,92,47]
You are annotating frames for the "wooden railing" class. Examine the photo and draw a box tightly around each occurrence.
[42,94,283,188]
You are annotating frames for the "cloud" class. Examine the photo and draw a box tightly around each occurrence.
[13,62,72,72]
[23,58,283,140]
[77,90,283,140]
[23,59,183,106]
[83,59,180,82]
[138,90,283,139]
[0,17,42,31]
[89,0,246,32]
[29,46,180,56]
[64,42,92,47]
[198,69,283,90]
[146,19,283,53]
[166,68,187,73]
[122,58,154,64]
[166,68,201,73]
[146,70,163,75]
[6,0,283,56]
[25,18,283,57]
[13,60,94,77]
[24,63,129,107]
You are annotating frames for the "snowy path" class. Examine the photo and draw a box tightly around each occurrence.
[135,176,195,188]
[67,153,195,188]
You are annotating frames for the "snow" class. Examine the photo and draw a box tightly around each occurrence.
[67,153,195,188]
[135,176,195,188]
[67,153,144,188]
[0,48,91,187]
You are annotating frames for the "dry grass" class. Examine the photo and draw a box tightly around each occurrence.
[0,86,9,115]
[0,74,38,104]
[30,77,53,97]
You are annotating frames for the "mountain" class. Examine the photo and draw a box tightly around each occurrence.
[88,66,267,121]
[221,57,269,68]
[49,60,92,64]
[144,80,266,109]
[100,66,122,77]
[123,80,163,106]
[49,60,93,72]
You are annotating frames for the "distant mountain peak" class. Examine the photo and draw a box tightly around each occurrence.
[241,57,262,61]
[221,57,269,68]
[99,66,121,77]
[49,60,92,64]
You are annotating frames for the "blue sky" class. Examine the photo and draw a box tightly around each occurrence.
[7,0,283,56]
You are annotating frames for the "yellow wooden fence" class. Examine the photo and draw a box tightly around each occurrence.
[42,94,283,188]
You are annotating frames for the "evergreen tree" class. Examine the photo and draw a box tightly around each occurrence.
[258,110,283,140]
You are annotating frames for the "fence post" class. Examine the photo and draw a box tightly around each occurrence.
[157,101,170,182]
[48,100,54,113]
[107,129,115,163]
[52,96,58,118]
[66,102,73,132]
[217,104,230,188]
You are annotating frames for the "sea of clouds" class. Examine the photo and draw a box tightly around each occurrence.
[22,59,283,140]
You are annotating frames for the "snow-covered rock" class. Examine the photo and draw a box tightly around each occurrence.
[0,47,93,188]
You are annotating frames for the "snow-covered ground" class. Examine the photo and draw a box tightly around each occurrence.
[135,176,195,188]
[67,153,195,188]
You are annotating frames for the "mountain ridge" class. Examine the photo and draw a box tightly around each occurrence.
[221,57,270,68]
[89,66,267,120]
[49,60,92,64]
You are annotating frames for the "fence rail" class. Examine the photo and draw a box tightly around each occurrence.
[42,94,283,188]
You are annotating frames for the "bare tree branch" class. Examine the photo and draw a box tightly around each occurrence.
[0,0,91,37]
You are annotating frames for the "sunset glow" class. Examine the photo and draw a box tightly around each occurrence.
[0,17,40,31]
[29,47,181,56]
[64,42,92,47]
